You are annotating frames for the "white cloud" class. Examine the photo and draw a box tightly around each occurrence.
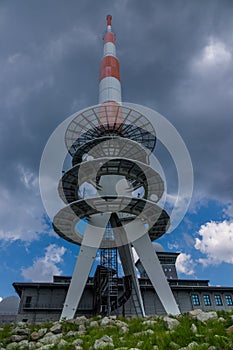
[195,220,233,266]
[193,38,232,71]
[166,194,193,233]
[0,166,54,243]
[168,242,179,250]
[0,297,2,302]
[223,204,233,219]
[176,253,195,276]
[21,244,66,282]
[203,39,231,64]
[18,165,39,192]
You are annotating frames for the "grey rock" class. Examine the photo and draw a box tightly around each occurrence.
[188,309,203,317]
[72,338,83,346]
[18,340,29,349]
[40,333,62,345]
[10,335,26,342]
[74,316,87,325]
[94,340,114,349]
[77,330,86,336]
[196,311,218,323]
[50,323,62,334]
[190,323,197,334]
[136,341,143,347]
[16,322,27,327]
[89,321,98,327]
[94,335,114,349]
[218,317,225,322]
[120,326,129,333]
[65,316,86,325]
[142,319,156,326]
[41,331,53,339]
[37,345,54,350]
[109,315,117,320]
[133,328,154,336]
[100,317,113,326]
[57,339,68,349]
[101,335,113,343]
[78,324,86,332]
[38,328,48,338]
[6,343,18,350]
[28,342,37,349]
[164,316,180,330]
[187,342,199,349]
[66,330,79,337]
[115,320,128,328]
[12,326,30,335]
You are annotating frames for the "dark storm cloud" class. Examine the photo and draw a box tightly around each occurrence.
[0,0,232,241]
[117,0,233,204]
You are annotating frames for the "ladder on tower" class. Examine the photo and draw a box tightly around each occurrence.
[100,247,118,316]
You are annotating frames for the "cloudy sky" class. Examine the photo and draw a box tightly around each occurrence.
[0,0,233,299]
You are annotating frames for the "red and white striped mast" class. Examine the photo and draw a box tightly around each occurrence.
[99,15,122,104]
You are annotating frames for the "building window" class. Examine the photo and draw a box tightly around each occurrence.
[215,295,223,306]
[25,296,32,307]
[225,295,233,306]
[203,295,211,306]
[191,294,200,306]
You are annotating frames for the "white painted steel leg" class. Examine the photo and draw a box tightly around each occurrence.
[124,218,180,316]
[112,215,145,317]
[60,213,111,320]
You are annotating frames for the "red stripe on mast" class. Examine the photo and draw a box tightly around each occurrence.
[100,56,120,81]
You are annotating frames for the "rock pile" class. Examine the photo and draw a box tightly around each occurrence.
[0,310,233,349]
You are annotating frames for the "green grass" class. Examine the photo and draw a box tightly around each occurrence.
[0,324,12,347]
[1,311,233,349]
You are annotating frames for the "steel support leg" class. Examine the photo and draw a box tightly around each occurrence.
[60,213,110,320]
[124,218,180,316]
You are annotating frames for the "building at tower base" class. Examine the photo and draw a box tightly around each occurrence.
[13,251,233,323]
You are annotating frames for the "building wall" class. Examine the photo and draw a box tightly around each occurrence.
[187,290,233,313]
[15,283,233,323]
[17,286,66,323]
[0,314,17,325]
[173,290,193,313]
